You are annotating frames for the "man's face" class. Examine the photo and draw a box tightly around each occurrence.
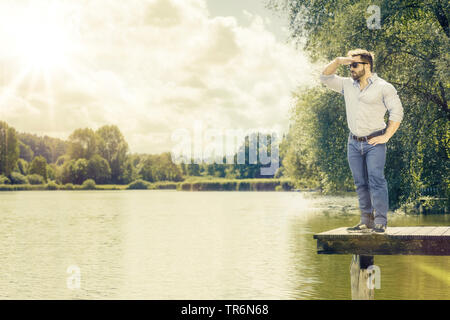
[349,56,367,81]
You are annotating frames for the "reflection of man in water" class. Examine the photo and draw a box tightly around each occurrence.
[320,49,403,233]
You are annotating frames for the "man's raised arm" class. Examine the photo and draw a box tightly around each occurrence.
[320,57,354,94]
[322,57,355,75]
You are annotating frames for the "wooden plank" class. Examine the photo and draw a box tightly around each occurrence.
[315,227,450,239]
[414,226,439,235]
[386,227,408,235]
[393,226,423,236]
[313,227,346,238]
[314,227,347,236]
[423,227,448,236]
[410,227,435,235]
[314,226,450,256]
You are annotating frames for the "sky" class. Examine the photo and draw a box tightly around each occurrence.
[0,0,319,155]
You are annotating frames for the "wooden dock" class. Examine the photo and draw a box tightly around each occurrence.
[313,226,450,255]
[313,226,450,300]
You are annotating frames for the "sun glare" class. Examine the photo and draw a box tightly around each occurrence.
[0,2,82,125]
[4,3,79,72]
[14,20,71,70]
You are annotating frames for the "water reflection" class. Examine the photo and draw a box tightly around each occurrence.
[0,190,448,299]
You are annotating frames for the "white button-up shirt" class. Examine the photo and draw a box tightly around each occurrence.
[320,72,404,137]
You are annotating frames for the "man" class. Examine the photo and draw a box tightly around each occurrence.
[320,49,403,233]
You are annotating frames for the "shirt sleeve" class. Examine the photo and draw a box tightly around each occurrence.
[383,83,404,122]
[320,73,345,95]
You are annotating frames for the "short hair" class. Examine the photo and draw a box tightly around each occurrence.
[347,49,374,72]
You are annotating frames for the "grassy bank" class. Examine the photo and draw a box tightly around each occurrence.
[177,178,295,191]
[0,177,297,192]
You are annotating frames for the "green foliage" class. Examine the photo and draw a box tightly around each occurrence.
[186,162,201,176]
[177,182,192,191]
[56,154,69,166]
[268,0,449,210]
[64,183,75,190]
[27,174,45,185]
[68,128,98,160]
[0,184,46,191]
[73,159,89,185]
[2,122,294,193]
[81,179,96,190]
[153,181,178,189]
[16,159,29,175]
[60,158,89,185]
[18,141,34,162]
[87,154,111,184]
[138,153,183,183]
[47,163,58,181]
[237,181,251,191]
[0,174,10,184]
[61,160,76,184]
[284,88,354,193]
[177,178,294,191]
[127,179,151,189]
[0,122,20,177]
[29,156,48,182]
[119,159,135,184]
[18,132,66,163]
[46,181,59,190]
[181,132,284,180]
[96,125,129,184]
[9,172,28,184]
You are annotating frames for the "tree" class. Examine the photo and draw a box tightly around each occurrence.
[186,159,201,176]
[268,0,449,209]
[47,163,58,181]
[87,155,111,184]
[61,160,76,184]
[0,121,20,177]
[73,159,89,185]
[119,159,136,184]
[18,133,58,163]
[60,158,89,185]
[68,128,98,160]
[154,152,183,181]
[138,155,155,182]
[19,141,34,162]
[16,159,29,176]
[56,154,69,166]
[96,125,129,184]
[29,156,48,182]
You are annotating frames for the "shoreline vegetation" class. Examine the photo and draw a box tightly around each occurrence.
[0,176,446,214]
[0,118,447,214]
[0,177,302,192]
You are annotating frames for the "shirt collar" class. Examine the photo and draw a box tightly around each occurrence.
[353,73,378,86]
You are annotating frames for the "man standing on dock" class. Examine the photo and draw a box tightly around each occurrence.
[320,49,403,233]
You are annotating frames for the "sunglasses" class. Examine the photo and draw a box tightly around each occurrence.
[349,62,368,69]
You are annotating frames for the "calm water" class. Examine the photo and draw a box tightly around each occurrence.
[0,190,448,299]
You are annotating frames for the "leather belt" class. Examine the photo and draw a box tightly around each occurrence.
[350,129,385,142]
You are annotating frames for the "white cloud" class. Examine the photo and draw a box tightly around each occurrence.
[0,0,314,154]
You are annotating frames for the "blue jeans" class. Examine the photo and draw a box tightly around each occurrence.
[347,133,389,226]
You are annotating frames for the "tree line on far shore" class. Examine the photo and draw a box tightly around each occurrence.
[0,121,283,186]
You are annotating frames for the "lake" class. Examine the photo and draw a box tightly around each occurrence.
[0,190,448,299]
